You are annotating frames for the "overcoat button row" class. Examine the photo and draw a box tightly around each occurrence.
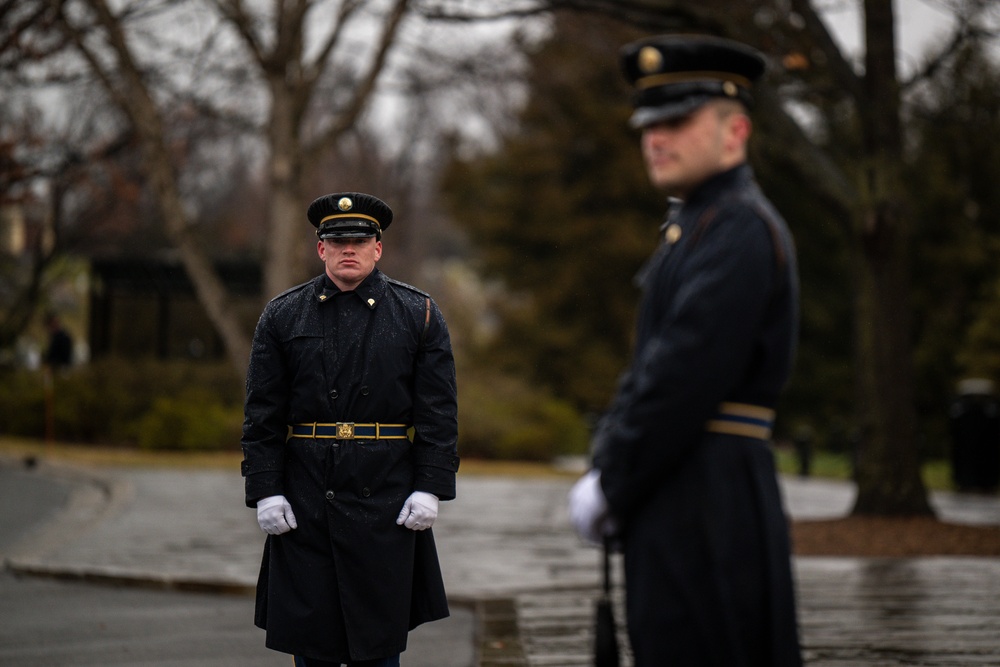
[325,490,335,500]
[362,487,371,497]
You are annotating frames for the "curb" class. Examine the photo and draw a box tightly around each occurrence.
[474,597,528,666]
[1,454,256,596]
[4,558,257,596]
[0,454,132,563]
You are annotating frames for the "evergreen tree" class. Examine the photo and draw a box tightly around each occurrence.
[443,11,860,440]
[443,14,662,413]
[908,43,1000,442]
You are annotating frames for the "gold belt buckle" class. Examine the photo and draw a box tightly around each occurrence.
[336,422,355,439]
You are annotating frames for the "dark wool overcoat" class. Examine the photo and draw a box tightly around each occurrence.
[592,164,803,667]
[241,269,459,663]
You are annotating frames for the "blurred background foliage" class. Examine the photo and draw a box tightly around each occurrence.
[0,360,243,451]
[444,12,1000,463]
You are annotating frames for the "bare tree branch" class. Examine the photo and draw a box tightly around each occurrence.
[901,2,995,92]
[416,0,702,30]
[753,83,858,218]
[210,0,265,64]
[786,0,864,105]
[303,0,411,164]
[53,0,253,373]
[300,0,364,90]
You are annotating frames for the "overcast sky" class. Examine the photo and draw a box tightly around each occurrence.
[820,0,999,74]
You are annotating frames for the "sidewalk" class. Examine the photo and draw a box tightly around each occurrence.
[4,455,1000,666]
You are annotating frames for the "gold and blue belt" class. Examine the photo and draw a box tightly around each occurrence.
[705,402,774,440]
[290,422,409,440]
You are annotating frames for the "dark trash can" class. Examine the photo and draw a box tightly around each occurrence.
[948,378,1000,492]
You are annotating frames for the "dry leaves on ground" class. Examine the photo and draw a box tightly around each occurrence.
[791,516,1000,557]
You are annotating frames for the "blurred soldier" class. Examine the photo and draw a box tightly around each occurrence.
[241,192,460,667]
[569,35,803,666]
[42,312,73,443]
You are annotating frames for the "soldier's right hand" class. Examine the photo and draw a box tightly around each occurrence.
[256,495,298,535]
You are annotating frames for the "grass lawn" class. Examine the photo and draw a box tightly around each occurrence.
[773,445,955,491]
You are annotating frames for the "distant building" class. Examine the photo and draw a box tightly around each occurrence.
[88,254,261,360]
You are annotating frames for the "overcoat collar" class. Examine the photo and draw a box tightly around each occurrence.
[682,162,753,209]
[314,268,385,310]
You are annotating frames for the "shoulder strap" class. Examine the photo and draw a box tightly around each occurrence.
[419,297,431,345]
[686,198,787,274]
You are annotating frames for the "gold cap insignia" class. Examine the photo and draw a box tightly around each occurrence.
[338,197,353,211]
[665,224,682,244]
[638,46,663,74]
[722,80,739,97]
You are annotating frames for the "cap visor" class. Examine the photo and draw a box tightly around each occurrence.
[629,96,713,129]
[319,230,378,239]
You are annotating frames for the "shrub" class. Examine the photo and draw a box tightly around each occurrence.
[135,390,244,451]
[0,369,46,436]
[0,357,593,461]
[457,367,589,461]
[0,359,244,450]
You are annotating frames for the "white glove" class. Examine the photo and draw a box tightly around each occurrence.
[256,495,297,535]
[568,469,616,545]
[396,491,439,531]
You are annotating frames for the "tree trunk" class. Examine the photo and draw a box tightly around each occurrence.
[262,73,307,301]
[145,138,253,378]
[851,0,932,515]
[63,0,253,380]
[124,67,252,377]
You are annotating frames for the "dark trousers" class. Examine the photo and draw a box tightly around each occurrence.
[293,654,400,667]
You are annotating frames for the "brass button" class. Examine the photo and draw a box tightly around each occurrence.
[665,224,682,244]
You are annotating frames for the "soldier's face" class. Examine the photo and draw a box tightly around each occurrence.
[318,237,382,291]
[640,101,749,198]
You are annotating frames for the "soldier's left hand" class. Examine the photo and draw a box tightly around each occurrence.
[397,491,439,531]
[568,469,616,545]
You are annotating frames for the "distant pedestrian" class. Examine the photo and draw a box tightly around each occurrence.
[568,35,803,666]
[241,192,460,666]
[43,313,73,370]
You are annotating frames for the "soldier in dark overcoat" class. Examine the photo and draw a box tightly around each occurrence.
[241,192,459,667]
[569,36,803,666]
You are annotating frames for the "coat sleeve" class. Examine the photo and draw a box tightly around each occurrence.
[241,305,290,507]
[593,206,778,519]
[410,298,460,501]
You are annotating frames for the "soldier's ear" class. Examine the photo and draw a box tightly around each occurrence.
[723,112,752,156]
[732,112,752,141]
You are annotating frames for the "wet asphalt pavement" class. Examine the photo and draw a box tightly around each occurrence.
[0,459,472,666]
[2,452,999,666]
[0,462,284,665]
